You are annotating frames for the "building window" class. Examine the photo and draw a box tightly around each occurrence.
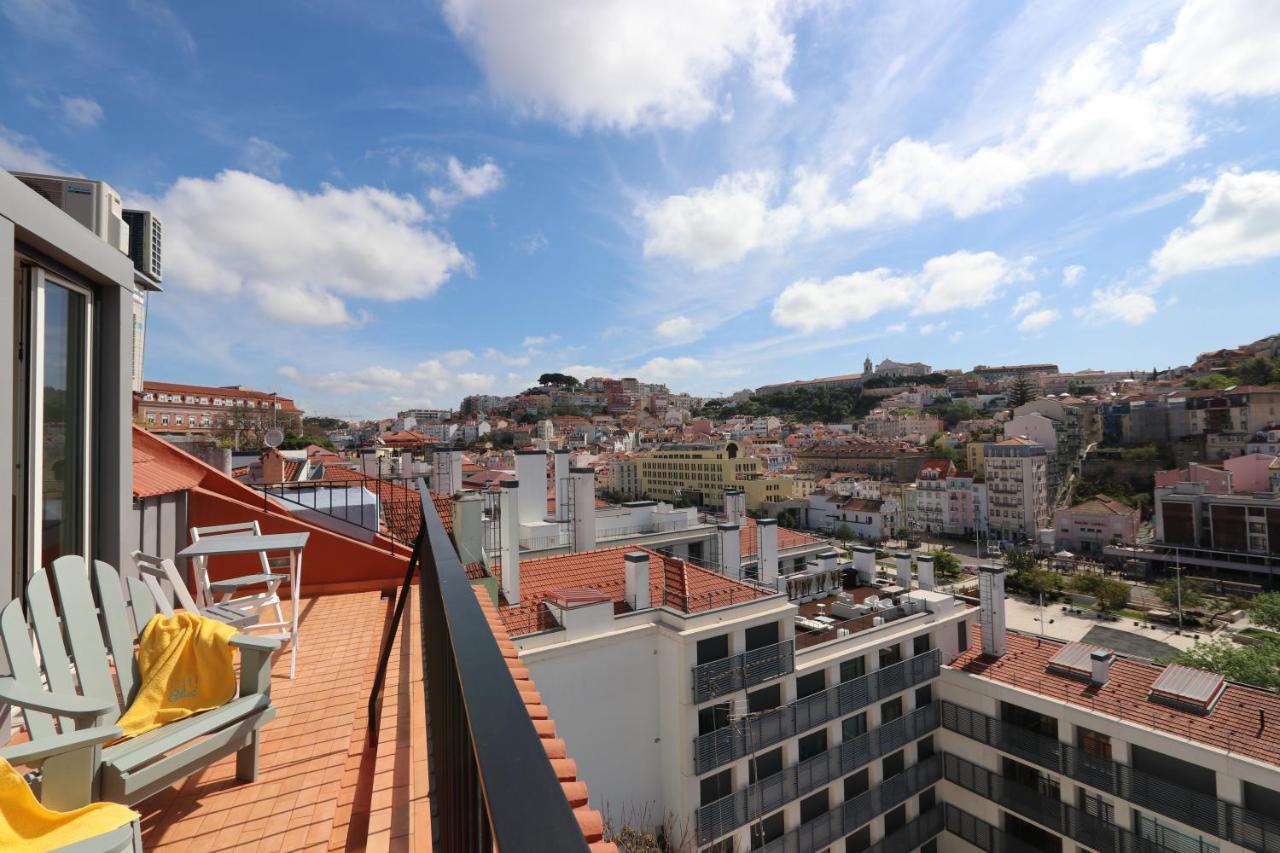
[160,415,169,426]
[880,697,903,722]
[957,620,969,652]
[796,671,825,699]
[798,729,827,762]
[881,749,905,779]
[747,684,781,714]
[1077,726,1111,761]
[698,703,730,736]
[843,768,869,801]
[842,712,867,742]
[699,769,732,806]
[750,811,784,850]
[840,656,866,683]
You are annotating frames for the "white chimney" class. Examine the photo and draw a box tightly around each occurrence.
[570,466,597,552]
[852,546,876,585]
[453,492,485,567]
[624,551,651,610]
[723,488,746,525]
[916,555,935,591]
[431,448,462,496]
[515,450,548,524]
[499,479,521,603]
[554,449,571,522]
[1090,649,1113,685]
[718,523,741,578]
[757,518,779,588]
[978,564,1007,658]
[894,552,913,588]
[816,549,839,575]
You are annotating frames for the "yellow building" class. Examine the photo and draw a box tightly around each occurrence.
[637,442,793,510]
[965,441,989,477]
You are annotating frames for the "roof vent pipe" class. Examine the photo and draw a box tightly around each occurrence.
[978,564,1007,658]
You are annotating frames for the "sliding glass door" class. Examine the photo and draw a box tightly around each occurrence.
[17,266,93,584]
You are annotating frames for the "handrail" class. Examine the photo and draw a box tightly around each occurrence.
[368,481,588,851]
[255,472,425,551]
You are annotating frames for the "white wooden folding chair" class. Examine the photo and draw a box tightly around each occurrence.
[188,521,288,627]
[130,551,259,630]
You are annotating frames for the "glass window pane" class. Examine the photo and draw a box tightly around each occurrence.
[40,282,87,566]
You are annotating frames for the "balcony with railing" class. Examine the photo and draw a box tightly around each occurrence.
[695,702,940,844]
[694,648,940,774]
[692,638,796,703]
[942,701,1275,852]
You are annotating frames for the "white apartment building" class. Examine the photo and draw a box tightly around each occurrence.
[911,459,955,535]
[985,438,1049,542]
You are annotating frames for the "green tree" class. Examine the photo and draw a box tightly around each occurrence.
[1251,591,1280,632]
[1094,578,1130,612]
[932,548,963,581]
[1170,639,1280,691]
[1007,376,1035,408]
[537,372,580,388]
[832,523,855,545]
[1003,548,1037,573]
[1188,373,1238,390]
[1011,568,1062,599]
[776,508,800,529]
[1155,578,1209,612]
[1234,355,1278,386]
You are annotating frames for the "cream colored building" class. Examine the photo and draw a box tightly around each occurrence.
[985,437,1049,541]
[638,442,794,510]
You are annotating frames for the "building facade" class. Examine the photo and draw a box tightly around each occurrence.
[637,442,794,511]
[135,381,303,436]
[985,438,1049,542]
[1051,496,1140,554]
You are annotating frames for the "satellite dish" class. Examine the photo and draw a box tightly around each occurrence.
[264,428,284,448]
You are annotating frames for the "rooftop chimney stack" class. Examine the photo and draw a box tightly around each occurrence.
[554,449,571,523]
[453,492,485,567]
[894,552,913,588]
[718,523,741,579]
[570,466,597,552]
[723,489,746,525]
[816,549,839,576]
[978,564,1007,658]
[430,448,462,496]
[624,551,651,610]
[916,555,935,591]
[499,479,521,604]
[852,546,876,585]
[515,450,548,524]
[261,447,285,484]
[1090,649,1114,685]
[757,518,779,588]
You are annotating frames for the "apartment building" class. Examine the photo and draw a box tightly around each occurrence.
[135,380,302,435]
[1051,496,1140,555]
[972,363,1060,383]
[638,442,794,511]
[911,459,956,535]
[942,471,987,539]
[864,411,945,440]
[985,438,1049,542]
[1154,482,1280,563]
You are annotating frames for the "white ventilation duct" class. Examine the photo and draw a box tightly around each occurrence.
[978,564,1007,658]
[852,546,876,585]
[570,466,597,552]
[723,488,746,525]
[499,479,521,604]
[624,551,651,610]
[895,552,913,589]
[453,492,484,567]
[916,555,935,591]
[718,523,741,578]
[430,448,462,496]
[1091,649,1114,685]
[554,448,571,522]
[757,518,779,588]
[515,450,548,524]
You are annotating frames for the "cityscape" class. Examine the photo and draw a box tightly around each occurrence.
[3,2,1280,853]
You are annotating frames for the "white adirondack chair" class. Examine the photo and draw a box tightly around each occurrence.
[187,522,289,624]
[130,550,258,630]
[0,555,279,810]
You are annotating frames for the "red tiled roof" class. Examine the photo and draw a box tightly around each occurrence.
[1067,496,1135,516]
[132,435,206,498]
[839,498,884,512]
[497,546,769,636]
[738,516,825,557]
[471,586,618,852]
[318,466,453,538]
[141,380,300,412]
[282,460,304,481]
[950,627,1280,768]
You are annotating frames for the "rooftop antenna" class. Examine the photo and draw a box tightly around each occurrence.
[264,427,284,449]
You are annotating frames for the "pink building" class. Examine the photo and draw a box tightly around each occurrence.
[1052,496,1140,555]
[1222,453,1280,493]
[1153,463,1232,494]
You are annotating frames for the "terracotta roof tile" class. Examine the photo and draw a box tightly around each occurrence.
[497,546,769,636]
[738,516,825,557]
[471,586,618,852]
[132,429,206,498]
[950,627,1280,768]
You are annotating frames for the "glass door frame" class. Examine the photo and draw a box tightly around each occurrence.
[21,265,94,586]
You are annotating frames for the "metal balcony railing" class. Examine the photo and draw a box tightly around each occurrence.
[691,639,795,703]
[757,755,941,853]
[941,701,1272,852]
[695,703,941,844]
[694,649,941,774]
[943,803,1047,853]
[367,482,589,852]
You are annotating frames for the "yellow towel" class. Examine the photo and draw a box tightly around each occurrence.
[0,756,137,851]
[117,612,238,739]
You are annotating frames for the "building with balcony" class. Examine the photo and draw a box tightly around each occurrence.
[637,442,795,511]
[135,380,302,437]
[910,459,955,535]
[985,438,1049,543]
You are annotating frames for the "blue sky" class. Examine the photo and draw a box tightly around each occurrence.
[2,0,1279,417]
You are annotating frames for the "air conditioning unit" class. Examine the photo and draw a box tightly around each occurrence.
[11,172,130,254]
[122,209,162,283]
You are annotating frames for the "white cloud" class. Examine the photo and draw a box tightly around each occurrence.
[286,358,500,408]
[886,323,907,334]
[1077,287,1158,325]
[634,356,706,384]
[1011,290,1042,316]
[522,334,558,348]
[918,322,947,336]
[145,170,468,325]
[238,137,288,179]
[442,349,475,367]
[441,0,797,130]
[771,250,1025,333]
[482,347,531,367]
[0,126,59,172]
[948,330,964,343]
[519,231,548,254]
[428,156,504,208]
[641,0,1280,269]
[1017,308,1060,332]
[1150,170,1280,279]
[59,96,103,128]
[1062,264,1086,286]
[655,315,701,342]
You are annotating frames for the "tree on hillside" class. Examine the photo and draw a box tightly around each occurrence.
[1007,376,1035,408]
[538,372,580,388]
